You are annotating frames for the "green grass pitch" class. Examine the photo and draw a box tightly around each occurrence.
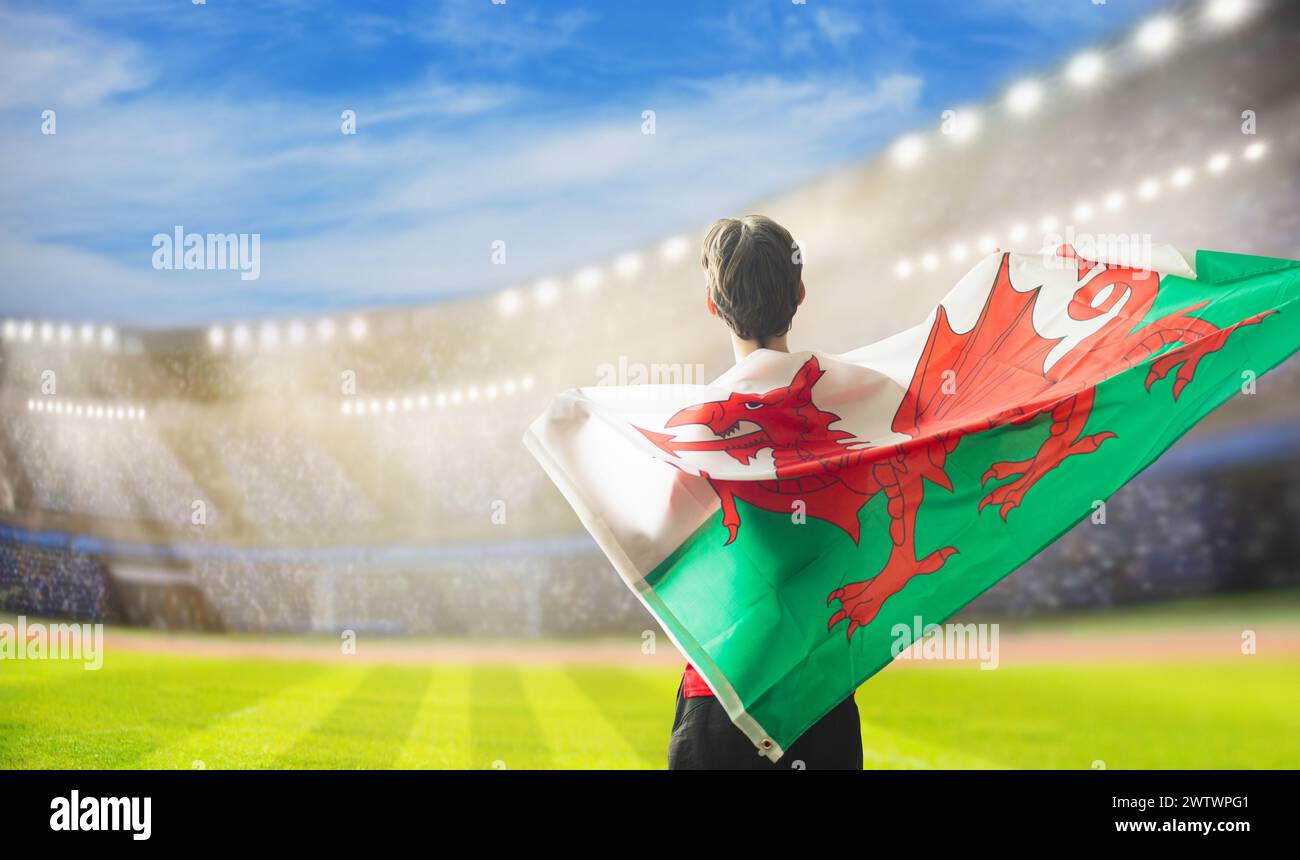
[2,595,1299,769]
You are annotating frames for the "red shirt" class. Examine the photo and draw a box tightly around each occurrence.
[683,664,855,700]
[682,664,714,697]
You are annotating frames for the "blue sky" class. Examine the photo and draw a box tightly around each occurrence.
[0,0,1168,326]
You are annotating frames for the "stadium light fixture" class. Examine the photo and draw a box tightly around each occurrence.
[208,326,225,350]
[19,320,33,342]
[1104,191,1125,211]
[368,399,380,414]
[950,244,969,263]
[893,260,913,279]
[1205,0,1253,27]
[1009,223,1028,242]
[1066,52,1104,88]
[40,322,53,343]
[99,326,116,350]
[1207,152,1231,174]
[1137,177,1161,200]
[486,384,499,400]
[79,323,94,345]
[920,253,939,271]
[259,322,279,350]
[615,252,643,278]
[348,316,367,341]
[1171,166,1194,188]
[58,324,72,344]
[288,320,306,347]
[891,134,926,167]
[128,407,137,420]
[402,397,413,412]
[521,376,535,391]
[945,109,980,143]
[574,266,603,293]
[417,394,429,410]
[977,235,997,254]
[660,235,690,262]
[1135,16,1178,56]
[467,386,480,402]
[317,317,336,342]
[27,399,34,411]
[450,389,463,405]
[435,392,448,408]
[1005,80,1043,115]
[498,289,522,316]
[341,401,352,416]
[231,324,251,351]
[503,379,517,395]
[385,398,397,413]
[533,279,560,306]
[1,319,14,340]
[1038,216,1058,233]
[1243,141,1266,161]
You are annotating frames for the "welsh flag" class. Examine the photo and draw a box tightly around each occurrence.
[524,244,1300,760]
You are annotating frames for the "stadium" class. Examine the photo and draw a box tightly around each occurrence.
[2,0,1300,769]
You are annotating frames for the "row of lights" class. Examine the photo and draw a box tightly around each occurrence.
[339,376,535,417]
[207,316,369,352]
[496,234,691,317]
[890,0,1258,167]
[1,320,117,350]
[26,399,147,421]
[892,140,1268,279]
[206,232,691,349]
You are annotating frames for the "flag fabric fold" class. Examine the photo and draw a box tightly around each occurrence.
[524,244,1300,761]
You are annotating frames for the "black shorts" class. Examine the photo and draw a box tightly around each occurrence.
[667,684,862,770]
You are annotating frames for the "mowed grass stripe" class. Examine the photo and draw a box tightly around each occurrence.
[859,661,1300,769]
[564,665,679,768]
[276,666,433,769]
[469,666,550,770]
[858,721,1004,769]
[393,666,473,769]
[137,662,368,769]
[514,667,643,769]
[0,652,318,769]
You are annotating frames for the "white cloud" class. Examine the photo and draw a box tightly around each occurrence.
[0,9,152,108]
[0,13,923,325]
[412,0,593,63]
[814,9,863,44]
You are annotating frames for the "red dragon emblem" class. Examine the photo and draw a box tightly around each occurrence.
[637,249,1274,638]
